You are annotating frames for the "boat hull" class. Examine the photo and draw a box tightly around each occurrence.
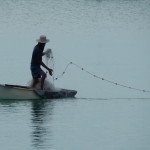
[0,84,39,100]
[0,84,77,100]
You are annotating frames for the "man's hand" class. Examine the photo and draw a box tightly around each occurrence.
[48,68,53,76]
[45,49,51,58]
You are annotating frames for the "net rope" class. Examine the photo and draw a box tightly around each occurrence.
[54,61,150,93]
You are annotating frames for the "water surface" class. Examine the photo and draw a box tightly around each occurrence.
[0,98,150,150]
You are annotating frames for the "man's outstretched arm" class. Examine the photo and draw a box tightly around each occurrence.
[41,62,53,76]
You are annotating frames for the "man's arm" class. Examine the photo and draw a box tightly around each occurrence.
[42,49,51,57]
[41,62,53,76]
[42,52,46,56]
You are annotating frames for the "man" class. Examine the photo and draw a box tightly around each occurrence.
[30,35,53,90]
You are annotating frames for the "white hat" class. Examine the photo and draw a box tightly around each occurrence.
[36,35,49,43]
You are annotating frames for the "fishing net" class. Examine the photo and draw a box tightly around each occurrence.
[27,78,58,91]
[45,48,54,71]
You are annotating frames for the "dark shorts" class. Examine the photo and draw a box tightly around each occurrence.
[31,66,45,79]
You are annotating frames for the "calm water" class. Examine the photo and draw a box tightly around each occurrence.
[0,98,150,150]
[0,0,150,149]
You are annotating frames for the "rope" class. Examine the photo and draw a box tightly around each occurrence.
[55,62,72,80]
[54,61,150,93]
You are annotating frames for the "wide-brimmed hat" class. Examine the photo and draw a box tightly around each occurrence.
[36,35,49,43]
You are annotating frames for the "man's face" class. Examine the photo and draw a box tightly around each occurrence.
[38,42,46,47]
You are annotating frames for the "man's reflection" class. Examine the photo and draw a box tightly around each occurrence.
[31,99,54,149]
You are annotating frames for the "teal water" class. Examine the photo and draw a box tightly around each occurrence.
[0,0,150,149]
[0,98,150,150]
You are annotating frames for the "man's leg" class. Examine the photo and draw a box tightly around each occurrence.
[41,72,46,90]
[32,78,39,88]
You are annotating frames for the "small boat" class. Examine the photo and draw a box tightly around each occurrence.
[0,84,77,100]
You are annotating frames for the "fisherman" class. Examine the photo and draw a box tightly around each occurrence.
[30,35,53,90]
